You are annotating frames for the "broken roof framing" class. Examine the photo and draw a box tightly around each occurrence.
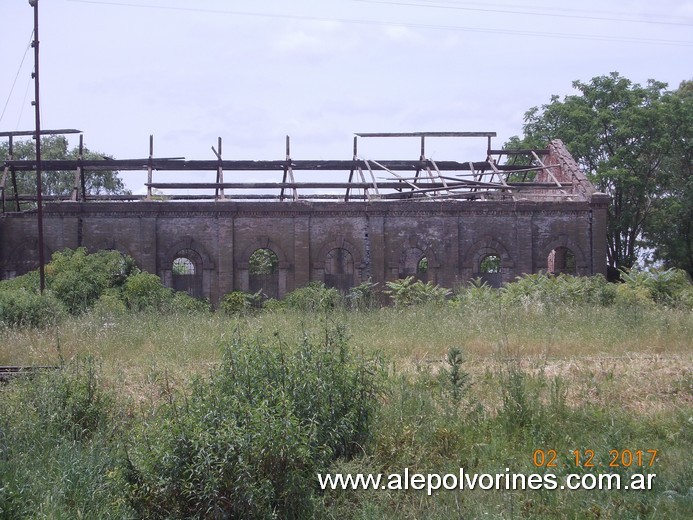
[1,131,593,209]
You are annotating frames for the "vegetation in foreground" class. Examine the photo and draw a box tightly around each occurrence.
[0,250,692,518]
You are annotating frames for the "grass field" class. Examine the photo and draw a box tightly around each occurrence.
[1,297,691,519]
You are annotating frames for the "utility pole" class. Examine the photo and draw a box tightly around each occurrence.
[29,0,45,293]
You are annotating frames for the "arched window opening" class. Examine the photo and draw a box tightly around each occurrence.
[416,256,429,282]
[476,251,502,287]
[548,247,576,275]
[325,247,354,292]
[399,247,428,281]
[417,256,428,274]
[172,248,202,297]
[480,254,501,274]
[173,256,195,275]
[249,248,279,276]
[249,248,280,299]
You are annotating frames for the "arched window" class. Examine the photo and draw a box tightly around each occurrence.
[417,256,428,274]
[249,248,278,276]
[172,248,202,297]
[325,247,354,292]
[400,247,428,281]
[477,252,502,287]
[480,254,501,274]
[249,248,280,299]
[173,256,195,275]
[548,246,576,275]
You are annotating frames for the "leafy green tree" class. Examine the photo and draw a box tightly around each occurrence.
[643,81,693,277]
[508,72,687,271]
[1,135,128,201]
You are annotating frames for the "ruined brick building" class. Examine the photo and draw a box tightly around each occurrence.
[1,133,608,304]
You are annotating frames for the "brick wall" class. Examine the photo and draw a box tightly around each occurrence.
[0,196,608,304]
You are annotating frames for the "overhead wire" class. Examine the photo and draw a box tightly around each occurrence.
[0,30,34,127]
[65,0,693,47]
[350,0,693,27]
[410,0,692,25]
[16,74,33,131]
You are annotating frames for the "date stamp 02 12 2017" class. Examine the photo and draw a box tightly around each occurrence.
[532,449,659,469]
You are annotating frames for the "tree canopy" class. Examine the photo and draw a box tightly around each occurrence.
[507,72,692,276]
[1,135,129,204]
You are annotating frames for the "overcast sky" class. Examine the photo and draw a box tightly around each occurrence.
[1,0,692,191]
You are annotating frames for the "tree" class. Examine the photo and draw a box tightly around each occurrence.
[643,81,693,277]
[1,135,129,202]
[508,72,687,271]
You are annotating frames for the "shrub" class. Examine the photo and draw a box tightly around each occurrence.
[500,273,619,308]
[444,347,471,403]
[0,247,139,316]
[284,282,341,312]
[47,248,139,314]
[122,272,173,312]
[220,290,252,314]
[0,270,40,293]
[620,268,692,307]
[91,288,127,318]
[453,278,500,309]
[614,282,655,309]
[384,276,451,307]
[0,289,66,328]
[262,297,286,311]
[345,280,380,310]
[125,327,383,519]
[167,291,210,313]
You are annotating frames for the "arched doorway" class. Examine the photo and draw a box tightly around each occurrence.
[399,247,428,282]
[249,248,280,299]
[172,248,203,297]
[324,247,354,292]
[547,246,576,275]
[479,253,502,287]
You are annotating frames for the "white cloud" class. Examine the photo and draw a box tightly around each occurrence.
[382,25,418,42]
[275,30,324,53]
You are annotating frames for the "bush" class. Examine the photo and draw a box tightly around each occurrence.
[90,288,128,318]
[220,291,262,316]
[620,268,692,307]
[166,291,210,314]
[47,248,138,314]
[0,247,140,316]
[284,282,341,312]
[0,270,40,293]
[499,273,619,308]
[0,289,66,328]
[444,347,471,403]
[384,276,451,307]
[345,280,380,310]
[122,272,172,312]
[453,278,500,309]
[262,298,286,311]
[124,327,383,519]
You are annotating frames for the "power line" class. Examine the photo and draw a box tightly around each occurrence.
[350,0,693,27]
[0,31,34,126]
[65,0,693,47]
[16,75,33,131]
[416,0,690,25]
